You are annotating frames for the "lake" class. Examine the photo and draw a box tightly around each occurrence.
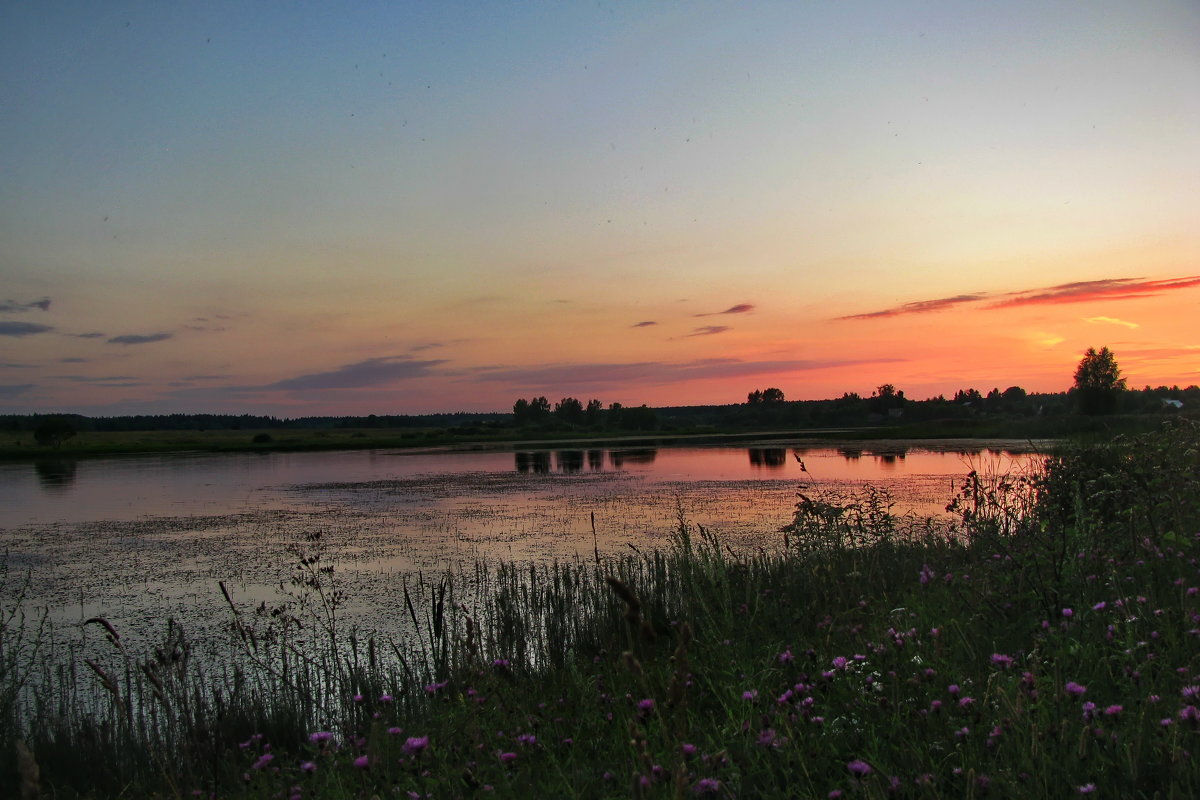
[0,439,1044,651]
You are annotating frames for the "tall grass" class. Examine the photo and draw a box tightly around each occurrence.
[2,420,1198,797]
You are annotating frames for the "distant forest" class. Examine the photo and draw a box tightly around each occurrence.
[1,382,1195,436]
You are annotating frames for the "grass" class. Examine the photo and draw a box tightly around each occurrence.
[2,419,1199,797]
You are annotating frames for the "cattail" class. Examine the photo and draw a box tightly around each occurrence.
[84,616,121,648]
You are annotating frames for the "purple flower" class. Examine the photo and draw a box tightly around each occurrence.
[309,731,334,744]
[1062,608,1074,618]
[403,736,429,755]
[832,656,848,669]
[378,693,393,703]
[990,653,1014,669]
[1104,704,1123,716]
[300,761,316,773]
[637,698,655,713]
[517,733,537,746]
[353,754,369,769]
[1065,681,1087,697]
[682,743,697,756]
[1079,784,1096,794]
[919,564,935,584]
[492,658,511,668]
[693,778,721,795]
[778,649,794,664]
[424,680,449,694]
[742,690,758,701]
[252,753,273,770]
[387,726,403,735]
[1182,686,1200,699]
[847,759,873,777]
[499,751,517,764]
[1092,601,1106,611]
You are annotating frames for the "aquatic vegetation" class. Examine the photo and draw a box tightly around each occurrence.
[0,420,1198,796]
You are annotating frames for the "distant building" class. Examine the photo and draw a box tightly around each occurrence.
[1163,398,1184,409]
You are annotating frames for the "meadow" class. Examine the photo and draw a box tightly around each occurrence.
[2,419,1198,798]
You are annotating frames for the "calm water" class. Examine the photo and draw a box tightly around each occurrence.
[0,440,1042,649]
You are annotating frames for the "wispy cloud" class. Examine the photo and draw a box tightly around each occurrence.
[58,375,139,383]
[696,303,755,317]
[108,332,173,345]
[1084,316,1140,329]
[991,276,1200,309]
[838,275,1200,321]
[0,384,34,397]
[686,325,730,337]
[265,356,448,391]
[0,297,50,313]
[0,322,54,337]
[632,321,658,328]
[837,294,984,321]
[472,356,904,388]
[71,332,106,339]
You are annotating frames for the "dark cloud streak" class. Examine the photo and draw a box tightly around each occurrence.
[0,322,54,337]
[108,333,173,345]
[695,303,755,317]
[265,356,448,391]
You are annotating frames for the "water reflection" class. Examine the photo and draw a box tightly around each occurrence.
[838,447,862,460]
[747,448,787,469]
[556,450,584,473]
[609,448,657,469]
[34,459,78,490]
[514,448,662,473]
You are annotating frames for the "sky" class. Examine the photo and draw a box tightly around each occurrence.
[1,1,1198,417]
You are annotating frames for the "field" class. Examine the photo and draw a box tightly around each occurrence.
[1,420,1198,797]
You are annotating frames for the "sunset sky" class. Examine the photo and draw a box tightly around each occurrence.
[2,1,1198,417]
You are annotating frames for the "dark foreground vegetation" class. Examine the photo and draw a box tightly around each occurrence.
[2,419,1198,797]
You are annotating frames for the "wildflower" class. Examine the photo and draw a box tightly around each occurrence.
[919,564,935,584]
[353,693,364,703]
[1179,705,1200,723]
[832,656,848,669]
[1065,681,1087,697]
[757,729,777,747]
[1082,701,1097,720]
[959,696,975,709]
[847,759,872,777]
[693,778,721,794]
[403,736,430,755]
[379,693,393,703]
[309,731,334,744]
[828,792,843,799]
[1182,686,1200,699]
[682,743,697,756]
[1092,601,1106,611]
[1062,608,1074,618]
[492,658,511,667]
[990,653,1014,669]
[1104,704,1123,716]
[637,698,655,713]
[424,680,449,694]
[743,689,758,701]
[300,761,316,773]
[387,727,403,735]
[948,684,960,696]
[779,648,794,664]
[252,753,274,770]
[1079,784,1096,794]
[517,733,536,746]
[353,755,369,769]
[499,752,517,764]
[954,726,970,739]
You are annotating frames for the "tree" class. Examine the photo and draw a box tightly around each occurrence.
[554,397,584,424]
[512,398,530,425]
[762,387,785,404]
[585,398,603,426]
[1073,346,1126,415]
[33,416,77,448]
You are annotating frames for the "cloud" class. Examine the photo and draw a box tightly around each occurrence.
[1,362,33,369]
[837,294,985,321]
[472,356,904,388]
[72,332,106,339]
[0,297,50,313]
[59,357,90,363]
[1084,316,1140,329]
[632,321,658,328]
[108,332,173,345]
[696,303,755,317]
[838,275,1200,321]
[0,322,54,337]
[0,384,34,397]
[990,276,1200,309]
[686,325,730,337]
[265,356,448,391]
[58,375,139,383]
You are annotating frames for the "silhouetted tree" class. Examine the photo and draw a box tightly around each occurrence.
[529,396,551,420]
[554,397,584,424]
[762,387,785,404]
[1073,346,1126,415]
[747,390,763,406]
[585,398,603,426]
[33,416,77,448]
[513,398,530,424]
